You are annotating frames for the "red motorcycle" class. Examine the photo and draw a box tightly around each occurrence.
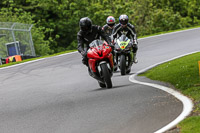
[87,39,114,88]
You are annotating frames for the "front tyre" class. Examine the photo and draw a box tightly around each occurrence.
[120,54,126,75]
[100,63,112,88]
[98,81,106,88]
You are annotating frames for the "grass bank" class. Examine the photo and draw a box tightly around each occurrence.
[139,52,200,132]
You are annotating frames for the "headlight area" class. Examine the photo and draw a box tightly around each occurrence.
[115,48,121,51]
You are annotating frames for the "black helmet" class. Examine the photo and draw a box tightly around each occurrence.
[79,17,92,33]
[119,14,129,26]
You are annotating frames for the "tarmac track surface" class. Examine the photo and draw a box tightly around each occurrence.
[0,28,200,133]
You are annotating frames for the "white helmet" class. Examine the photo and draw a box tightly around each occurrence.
[106,16,115,27]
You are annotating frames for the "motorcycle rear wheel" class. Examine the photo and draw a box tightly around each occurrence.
[100,63,112,88]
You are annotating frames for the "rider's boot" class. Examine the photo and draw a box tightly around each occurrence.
[112,51,118,71]
[88,67,93,76]
[133,53,138,63]
[132,43,138,64]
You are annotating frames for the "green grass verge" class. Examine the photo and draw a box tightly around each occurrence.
[0,49,77,68]
[139,52,200,132]
[178,116,200,133]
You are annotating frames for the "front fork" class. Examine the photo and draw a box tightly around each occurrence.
[116,52,133,67]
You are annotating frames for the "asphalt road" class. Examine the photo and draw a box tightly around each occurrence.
[0,28,200,133]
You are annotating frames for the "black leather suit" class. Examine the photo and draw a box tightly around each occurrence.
[77,25,111,65]
[102,24,115,38]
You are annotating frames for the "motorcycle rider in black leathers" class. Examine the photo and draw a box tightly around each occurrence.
[112,14,138,63]
[77,17,111,66]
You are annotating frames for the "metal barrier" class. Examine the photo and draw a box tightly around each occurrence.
[0,22,35,59]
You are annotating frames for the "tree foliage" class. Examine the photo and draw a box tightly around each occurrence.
[0,0,200,55]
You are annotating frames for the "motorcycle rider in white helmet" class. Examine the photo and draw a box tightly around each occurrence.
[102,16,117,67]
[102,16,116,38]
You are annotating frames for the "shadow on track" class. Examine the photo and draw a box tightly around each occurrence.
[112,72,136,77]
[91,83,133,92]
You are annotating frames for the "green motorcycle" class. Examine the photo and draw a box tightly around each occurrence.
[114,35,134,75]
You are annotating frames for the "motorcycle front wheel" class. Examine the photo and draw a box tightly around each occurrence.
[100,63,112,88]
[120,54,126,75]
[98,81,106,88]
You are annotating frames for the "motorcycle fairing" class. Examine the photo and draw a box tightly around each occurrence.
[117,39,130,50]
[87,44,113,73]
[88,53,113,72]
[87,45,112,59]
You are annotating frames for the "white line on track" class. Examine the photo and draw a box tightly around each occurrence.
[129,51,198,132]
[130,71,193,133]
[128,28,199,133]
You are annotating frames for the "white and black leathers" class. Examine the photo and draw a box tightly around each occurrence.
[112,23,138,45]
[112,23,138,53]
[112,23,138,44]
[112,23,138,63]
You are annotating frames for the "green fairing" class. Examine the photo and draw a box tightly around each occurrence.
[117,39,130,50]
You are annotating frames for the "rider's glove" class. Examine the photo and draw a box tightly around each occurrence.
[109,44,114,49]
[133,40,138,45]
